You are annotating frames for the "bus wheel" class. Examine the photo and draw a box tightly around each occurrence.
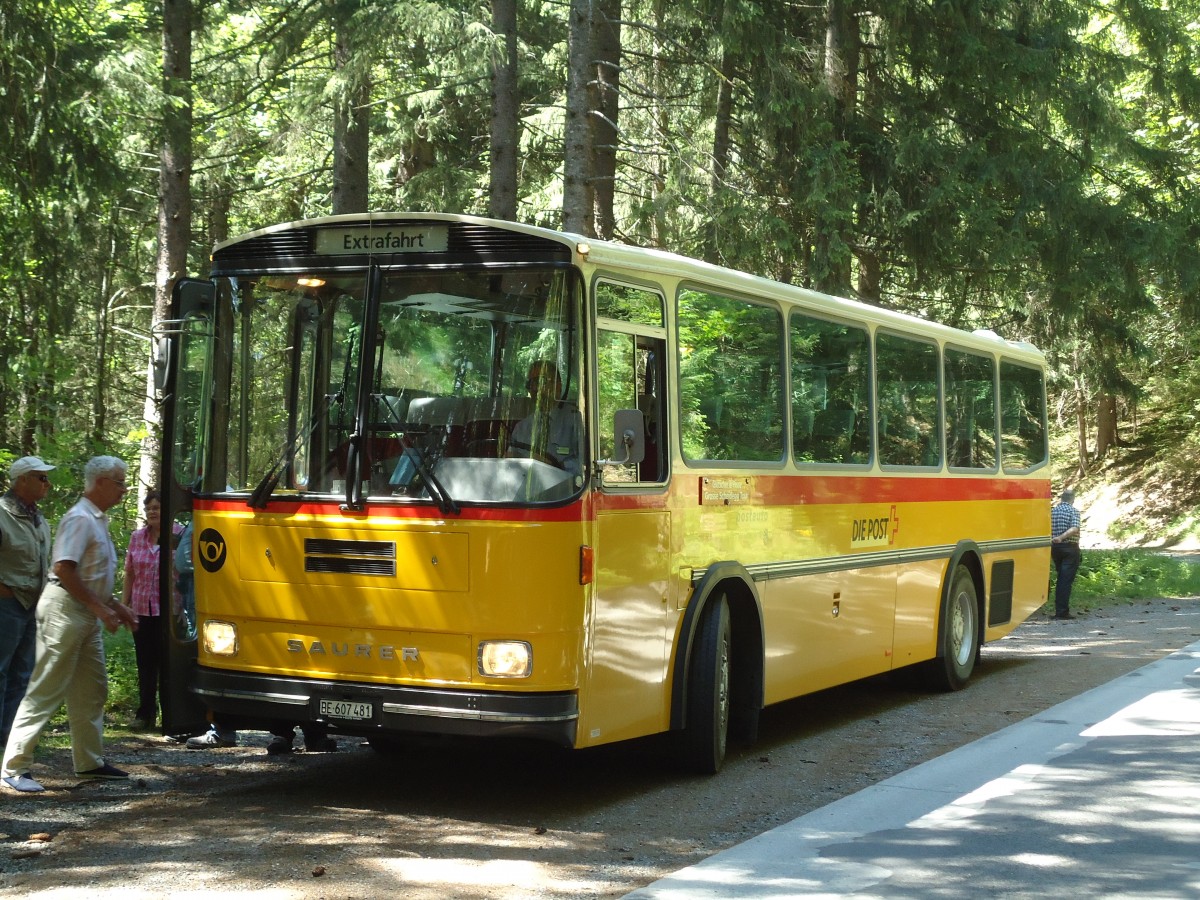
[924,565,979,692]
[680,595,731,774]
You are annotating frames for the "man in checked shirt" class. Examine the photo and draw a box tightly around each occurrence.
[1050,488,1082,620]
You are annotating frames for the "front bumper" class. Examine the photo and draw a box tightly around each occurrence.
[191,665,579,747]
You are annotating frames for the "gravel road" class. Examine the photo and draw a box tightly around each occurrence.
[2,597,1199,899]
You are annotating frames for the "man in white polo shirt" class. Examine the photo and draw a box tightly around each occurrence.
[2,456,138,793]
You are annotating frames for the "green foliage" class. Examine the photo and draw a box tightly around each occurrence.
[1051,550,1200,610]
[104,628,140,718]
[7,1,1200,697]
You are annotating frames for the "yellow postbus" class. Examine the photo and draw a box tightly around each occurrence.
[159,212,1049,772]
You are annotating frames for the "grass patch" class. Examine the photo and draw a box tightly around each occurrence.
[1049,549,1200,612]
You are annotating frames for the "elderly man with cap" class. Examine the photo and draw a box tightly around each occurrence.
[0,456,55,750]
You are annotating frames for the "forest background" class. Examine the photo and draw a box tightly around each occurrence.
[3,0,1200,553]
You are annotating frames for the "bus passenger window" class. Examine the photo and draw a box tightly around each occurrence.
[678,288,784,463]
[596,279,668,485]
[1000,360,1047,470]
[945,348,996,469]
[876,332,941,468]
[791,313,870,465]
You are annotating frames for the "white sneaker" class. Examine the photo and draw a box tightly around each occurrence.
[185,729,237,749]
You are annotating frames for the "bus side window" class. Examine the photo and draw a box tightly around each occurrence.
[945,348,996,469]
[678,288,785,463]
[596,281,668,485]
[597,330,667,484]
[876,332,941,469]
[635,340,666,481]
[999,360,1047,470]
[791,312,870,465]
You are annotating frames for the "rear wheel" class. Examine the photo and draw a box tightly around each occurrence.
[679,596,731,774]
[923,565,979,691]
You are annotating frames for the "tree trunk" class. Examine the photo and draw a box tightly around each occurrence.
[704,27,735,265]
[649,0,667,246]
[817,0,857,294]
[1074,374,1088,478]
[488,0,519,221]
[590,0,620,240]
[143,0,193,501]
[856,249,881,303]
[854,11,881,304]
[563,0,593,235]
[332,10,370,215]
[1095,393,1118,458]
[711,47,733,195]
[202,178,232,277]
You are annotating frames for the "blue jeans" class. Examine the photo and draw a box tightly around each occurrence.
[1052,543,1081,615]
[0,596,37,747]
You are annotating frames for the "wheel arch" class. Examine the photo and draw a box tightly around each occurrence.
[938,541,985,658]
[670,561,764,733]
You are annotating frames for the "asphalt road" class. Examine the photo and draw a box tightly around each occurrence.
[1,598,1197,898]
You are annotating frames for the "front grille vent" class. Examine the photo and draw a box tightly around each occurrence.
[304,539,396,577]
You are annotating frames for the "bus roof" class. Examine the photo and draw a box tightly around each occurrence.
[213,211,1046,364]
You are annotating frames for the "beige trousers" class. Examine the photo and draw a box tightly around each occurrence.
[2,584,109,776]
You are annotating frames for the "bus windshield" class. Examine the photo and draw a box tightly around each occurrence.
[214,266,585,506]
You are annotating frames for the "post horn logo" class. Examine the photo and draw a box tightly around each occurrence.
[197,528,228,573]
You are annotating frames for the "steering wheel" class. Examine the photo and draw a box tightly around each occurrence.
[528,448,567,470]
[465,437,501,458]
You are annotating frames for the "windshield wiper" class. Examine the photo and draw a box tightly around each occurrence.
[409,441,460,516]
[248,391,341,509]
[371,394,460,516]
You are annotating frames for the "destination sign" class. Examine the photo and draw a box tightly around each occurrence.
[314,225,449,255]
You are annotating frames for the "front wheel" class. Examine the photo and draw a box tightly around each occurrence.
[679,596,731,774]
[922,565,979,692]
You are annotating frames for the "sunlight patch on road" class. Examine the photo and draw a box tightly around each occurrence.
[370,856,595,894]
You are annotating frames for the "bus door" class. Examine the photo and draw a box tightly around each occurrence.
[156,277,218,735]
[585,281,672,745]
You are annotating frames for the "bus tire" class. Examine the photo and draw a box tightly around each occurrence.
[923,565,979,692]
[680,595,731,774]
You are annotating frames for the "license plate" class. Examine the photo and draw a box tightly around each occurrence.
[319,699,373,721]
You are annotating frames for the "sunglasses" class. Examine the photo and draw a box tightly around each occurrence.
[29,473,49,483]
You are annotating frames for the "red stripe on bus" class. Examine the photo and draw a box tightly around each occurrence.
[191,497,587,522]
[593,475,1047,509]
[190,474,1047,522]
[756,474,1049,505]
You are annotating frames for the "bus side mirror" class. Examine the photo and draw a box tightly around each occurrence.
[154,278,218,393]
[152,335,171,394]
[599,409,645,467]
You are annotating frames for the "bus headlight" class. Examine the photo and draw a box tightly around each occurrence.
[202,620,239,657]
[478,640,532,678]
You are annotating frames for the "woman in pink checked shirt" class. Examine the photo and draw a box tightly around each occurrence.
[120,491,182,731]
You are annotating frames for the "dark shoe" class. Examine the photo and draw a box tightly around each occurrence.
[303,736,338,753]
[266,735,294,755]
[186,728,237,749]
[3,773,45,793]
[76,764,128,780]
[1054,612,1076,620]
